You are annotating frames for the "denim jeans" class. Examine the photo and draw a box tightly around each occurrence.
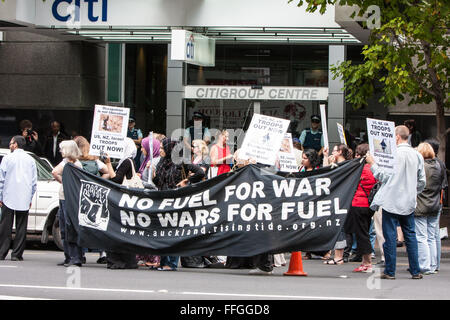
[436,207,442,270]
[382,210,420,276]
[160,256,179,269]
[415,215,439,272]
[369,219,376,254]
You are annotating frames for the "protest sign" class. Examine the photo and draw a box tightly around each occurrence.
[278,133,299,173]
[337,123,347,145]
[62,159,364,256]
[239,114,290,166]
[366,118,397,173]
[320,104,329,151]
[89,105,130,159]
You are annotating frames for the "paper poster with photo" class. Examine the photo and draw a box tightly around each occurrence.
[278,133,299,173]
[89,105,130,159]
[337,123,347,145]
[240,114,290,166]
[320,104,329,151]
[366,118,397,173]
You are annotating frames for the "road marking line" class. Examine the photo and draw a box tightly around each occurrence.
[0,284,156,294]
[0,284,391,300]
[179,291,391,300]
[0,295,52,300]
[0,266,18,268]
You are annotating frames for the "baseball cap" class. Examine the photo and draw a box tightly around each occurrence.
[193,112,204,119]
[311,115,321,122]
[129,117,136,122]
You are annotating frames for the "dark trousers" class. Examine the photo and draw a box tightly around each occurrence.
[0,206,29,259]
[252,253,274,272]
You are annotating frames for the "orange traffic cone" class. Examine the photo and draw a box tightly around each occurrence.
[283,251,307,276]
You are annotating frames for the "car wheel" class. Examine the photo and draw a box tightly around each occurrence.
[52,216,64,251]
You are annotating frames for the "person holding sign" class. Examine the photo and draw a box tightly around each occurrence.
[103,138,141,270]
[299,115,324,156]
[366,125,426,280]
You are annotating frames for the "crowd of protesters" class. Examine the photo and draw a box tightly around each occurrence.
[0,114,447,280]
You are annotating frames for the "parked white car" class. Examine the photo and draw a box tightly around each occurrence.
[0,148,63,250]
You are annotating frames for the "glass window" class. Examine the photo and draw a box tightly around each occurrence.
[187,44,329,87]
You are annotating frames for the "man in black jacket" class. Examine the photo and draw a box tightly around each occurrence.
[43,121,69,166]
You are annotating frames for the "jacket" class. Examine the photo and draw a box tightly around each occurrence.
[415,158,445,216]
[352,164,377,207]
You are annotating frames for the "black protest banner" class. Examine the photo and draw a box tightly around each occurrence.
[62,159,364,256]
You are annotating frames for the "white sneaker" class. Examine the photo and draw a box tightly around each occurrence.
[249,268,273,275]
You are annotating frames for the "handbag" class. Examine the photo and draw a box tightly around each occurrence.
[122,159,144,189]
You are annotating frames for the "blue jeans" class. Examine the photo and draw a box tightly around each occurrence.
[436,207,442,270]
[382,210,420,276]
[415,215,439,272]
[160,256,179,269]
[369,219,376,254]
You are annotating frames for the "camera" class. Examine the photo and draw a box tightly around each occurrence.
[26,129,33,136]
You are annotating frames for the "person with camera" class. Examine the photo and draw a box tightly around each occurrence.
[19,119,43,156]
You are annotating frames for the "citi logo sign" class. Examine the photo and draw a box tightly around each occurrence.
[186,34,195,60]
[52,0,108,23]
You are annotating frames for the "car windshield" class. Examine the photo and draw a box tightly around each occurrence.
[0,152,54,181]
[28,153,54,181]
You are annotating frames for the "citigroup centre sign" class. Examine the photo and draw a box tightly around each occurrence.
[184,86,329,101]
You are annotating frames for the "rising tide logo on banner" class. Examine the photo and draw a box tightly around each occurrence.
[366,118,397,173]
[239,114,290,166]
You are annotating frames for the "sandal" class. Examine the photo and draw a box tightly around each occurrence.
[157,266,177,271]
[323,258,344,265]
[321,251,332,260]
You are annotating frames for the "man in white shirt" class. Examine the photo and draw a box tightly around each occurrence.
[366,125,426,280]
[0,136,37,261]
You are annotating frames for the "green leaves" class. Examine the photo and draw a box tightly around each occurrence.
[291,0,449,112]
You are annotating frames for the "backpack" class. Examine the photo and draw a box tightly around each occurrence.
[81,160,99,176]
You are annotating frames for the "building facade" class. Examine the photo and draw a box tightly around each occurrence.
[0,0,448,165]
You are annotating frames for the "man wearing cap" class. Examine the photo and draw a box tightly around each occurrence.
[299,115,324,155]
[183,112,211,150]
[127,117,143,168]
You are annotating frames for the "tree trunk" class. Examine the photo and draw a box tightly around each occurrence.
[435,98,446,162]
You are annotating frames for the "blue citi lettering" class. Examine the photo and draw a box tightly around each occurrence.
[186,35,195,59]
[52,0,108,22]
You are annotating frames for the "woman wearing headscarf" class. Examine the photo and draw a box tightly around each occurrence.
[136,136,162,268]
[103,137,140,269]
[152,138,205,271]
[139,137,161,188]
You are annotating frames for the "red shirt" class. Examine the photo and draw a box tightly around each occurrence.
[213,144,231,175]
[352,164,377,207]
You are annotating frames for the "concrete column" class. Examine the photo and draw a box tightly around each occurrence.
[166,44,184,139]
[327,45,346,147]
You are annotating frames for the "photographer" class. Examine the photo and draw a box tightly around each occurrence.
[19,119,43,156]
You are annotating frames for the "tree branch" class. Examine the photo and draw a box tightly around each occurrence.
[391,31,436,97]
